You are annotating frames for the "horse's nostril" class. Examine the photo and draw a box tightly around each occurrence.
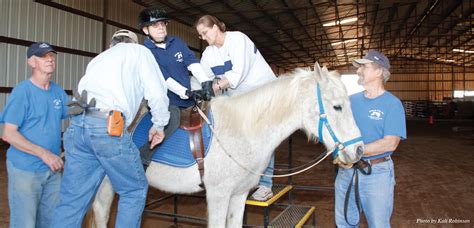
[356,146,364,156]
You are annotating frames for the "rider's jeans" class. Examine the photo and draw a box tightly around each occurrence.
[258,154,274,188]
[335,159,395,228]
[7,160,61,228]
[52,115,148,228]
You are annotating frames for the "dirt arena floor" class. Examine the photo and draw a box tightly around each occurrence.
[1,119,473,227]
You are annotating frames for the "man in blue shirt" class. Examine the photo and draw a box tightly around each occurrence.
[335,50,407,227]
[2,42,68,228]
[137,7,213,168]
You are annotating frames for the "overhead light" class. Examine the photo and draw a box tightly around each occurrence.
[437,58,455,62]
[323,17,358,27]
[331,39,357,46]
[453,49,474,54]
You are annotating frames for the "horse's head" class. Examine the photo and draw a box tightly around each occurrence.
[301,62,364,168]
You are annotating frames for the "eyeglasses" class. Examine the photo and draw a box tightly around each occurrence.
[150,21,168,28]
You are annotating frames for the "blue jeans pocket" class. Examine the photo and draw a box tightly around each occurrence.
[90,130,124,158]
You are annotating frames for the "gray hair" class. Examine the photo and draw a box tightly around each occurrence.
[382,67,391,84]
[372,62,391,84]
[110,36,137,47]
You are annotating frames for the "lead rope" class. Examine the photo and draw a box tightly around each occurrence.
[343,160,372,226]
[196,106,337,178]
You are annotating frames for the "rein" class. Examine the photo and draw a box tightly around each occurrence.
[196,105,338,178]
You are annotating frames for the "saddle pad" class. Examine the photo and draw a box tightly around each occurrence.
[131,111,213,168]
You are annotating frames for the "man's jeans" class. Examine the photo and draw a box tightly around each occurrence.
[52,115,148,228]
[258,154,274,187]
[335,159,395,228]
[7,160,61,228]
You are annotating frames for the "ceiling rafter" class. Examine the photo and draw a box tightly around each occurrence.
[249,0,313,62]
[215,0,304,66]
[280,0,329,64]
[140,0,473,69]
[395,0,441,56]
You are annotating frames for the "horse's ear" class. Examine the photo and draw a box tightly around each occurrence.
[322,66,329,75]
[314,62,327,83]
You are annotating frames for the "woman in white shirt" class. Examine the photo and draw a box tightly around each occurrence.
[195,15,277,201]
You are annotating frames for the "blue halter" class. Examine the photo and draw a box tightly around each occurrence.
[316,83,363,159]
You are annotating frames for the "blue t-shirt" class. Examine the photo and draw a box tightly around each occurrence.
[2,80,69,172]
[143,36,199,108]
[350,91,407,160]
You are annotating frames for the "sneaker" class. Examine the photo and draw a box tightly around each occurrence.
[251,185,273,201]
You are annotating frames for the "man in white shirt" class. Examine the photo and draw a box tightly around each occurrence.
[52,30,169,228]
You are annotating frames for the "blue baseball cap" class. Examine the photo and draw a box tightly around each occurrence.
[27,42,57,59]
[352,49,390,70]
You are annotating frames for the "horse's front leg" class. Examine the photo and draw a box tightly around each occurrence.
[91,176,115,228]
[206,186,231,227]
[226,192,249,227]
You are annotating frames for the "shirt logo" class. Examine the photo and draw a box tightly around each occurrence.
[175,52,183,62]
[368,109,384,120]
[53,99,62,109]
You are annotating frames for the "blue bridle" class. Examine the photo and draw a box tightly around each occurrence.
[316,83,363,159]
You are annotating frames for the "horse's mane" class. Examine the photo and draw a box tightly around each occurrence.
[211,67,336,136]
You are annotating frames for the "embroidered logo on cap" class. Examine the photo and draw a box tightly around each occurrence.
[39,43,50,48]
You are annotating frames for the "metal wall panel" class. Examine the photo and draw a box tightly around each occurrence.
[53,0,104,17]
[107,0,143,28]
[3,0,102,53]
[1,44,30,87]
[0,0,9,36]
[1,0,97,120]
[55,52,92,90]
[168,22,201,50]
[0,43,90,91]
[54,8,102,53]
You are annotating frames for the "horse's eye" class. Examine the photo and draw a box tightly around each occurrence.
[333,105,342,111]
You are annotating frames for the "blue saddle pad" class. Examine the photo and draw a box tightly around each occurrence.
[132,111,213,168]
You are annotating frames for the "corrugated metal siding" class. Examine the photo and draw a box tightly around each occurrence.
[1,44,30,87]
[107,0,143,28]
[3,0,102,53]
[56,10,102,53]
[1,0,97,132]
[168,22,201,50]
[0,43,90,91]
[53,0,104,17]
[55,52,92,91]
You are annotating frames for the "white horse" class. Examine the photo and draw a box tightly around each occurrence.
[91,63,364,227]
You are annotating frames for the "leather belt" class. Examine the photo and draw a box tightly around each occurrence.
[365,156,391,165]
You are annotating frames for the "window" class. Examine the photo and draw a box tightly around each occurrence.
[341,74,364,95]
[454,90,474,98]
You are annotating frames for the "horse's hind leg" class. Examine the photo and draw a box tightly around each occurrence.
[206,187,231,227]
[226,192,249,227]
[91,176,115,228]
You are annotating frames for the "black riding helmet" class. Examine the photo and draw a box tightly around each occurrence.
[137,7,169,30]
